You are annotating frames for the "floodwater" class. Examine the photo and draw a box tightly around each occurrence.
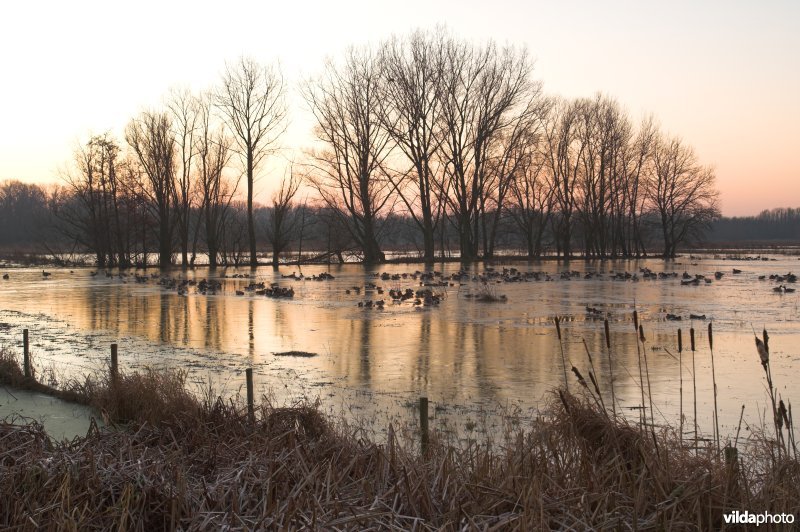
[1,254,798,441]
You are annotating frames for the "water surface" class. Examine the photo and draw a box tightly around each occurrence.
[1,255,798,440]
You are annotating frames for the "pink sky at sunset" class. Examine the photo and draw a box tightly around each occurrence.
[0,0,797,216]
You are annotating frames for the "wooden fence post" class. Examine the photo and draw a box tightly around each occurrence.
[419,397,429,455]
[110,343,118,382]
[23,329,30,379]
[246,368,254,423]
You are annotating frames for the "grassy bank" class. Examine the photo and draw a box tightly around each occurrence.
[1,347,799,530]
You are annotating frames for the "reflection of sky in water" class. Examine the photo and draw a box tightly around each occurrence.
[1,255,798,441]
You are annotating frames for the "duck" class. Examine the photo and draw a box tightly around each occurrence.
[42,270,51,277]
[2,273,8,280]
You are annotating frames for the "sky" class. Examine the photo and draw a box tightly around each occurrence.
[0,0,797,216]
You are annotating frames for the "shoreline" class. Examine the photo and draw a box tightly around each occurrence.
[1,344,798,529]
[2,244,799,270]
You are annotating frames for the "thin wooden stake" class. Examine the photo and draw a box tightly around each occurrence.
[23,329,30,379]
[246,368,254,423]
[419,397,429,455]
[110,343,118,383]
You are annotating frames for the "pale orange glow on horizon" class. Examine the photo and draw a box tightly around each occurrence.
[1,0,797,216]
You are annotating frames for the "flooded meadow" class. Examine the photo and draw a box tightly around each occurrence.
[1,254,799,441]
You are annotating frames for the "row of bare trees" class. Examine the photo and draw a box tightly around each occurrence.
[48,29,719,266]
[53,56,289,268]
[303,29,720,261]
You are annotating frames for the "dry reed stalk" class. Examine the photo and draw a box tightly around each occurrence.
[755,327,785,458]
[708,322,720,455]
[678,329,684,446]
[639,324,655,431]
[582,339,607,415]
[555,316,568,388]
[691,327,698,451]
[604,318,617,418]
[633,310,647,427]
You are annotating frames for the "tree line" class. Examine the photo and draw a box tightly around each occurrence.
[707,208,800,243]
[3,28,723,265]
[3,177,793,262]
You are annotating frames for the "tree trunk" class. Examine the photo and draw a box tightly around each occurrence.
[247,152,257,267]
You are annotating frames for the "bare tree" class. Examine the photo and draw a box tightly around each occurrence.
[437,37,538,260]
[378,28,447,262]
[618,116,657,256]
[55,134,138,267]
[167,88,199,266]
[543,98,585,258]
[215,56,287,267]
[195,94,236,267]
[506,119,554,257]
[125,111,177,267]
[264,170,301,267]
[574,94,631,257]
[303,47,394,264]
[648,134,720,256]
[482,96,546,257]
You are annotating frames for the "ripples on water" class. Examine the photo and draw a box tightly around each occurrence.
[0,255,798,441]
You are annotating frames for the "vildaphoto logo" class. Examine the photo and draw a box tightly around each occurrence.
[723,511,795,526]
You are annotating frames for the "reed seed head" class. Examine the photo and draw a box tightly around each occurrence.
[571,366,587,388]
[678,329,683,352]
[555,316,562,340]
[633,310,639,331]
[755,336,769,368]
[638,324,646,343]
[708,323,713,351]
[690,328,695,352]
[779,400,789,430]
[604,319,611,349]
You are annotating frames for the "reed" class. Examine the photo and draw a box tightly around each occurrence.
[691,327,698,450]
[633,310,647,427]
[708,322,720,454]
[639,324,655,431]
[603,318,617,418]
[554,316,568,388]
[1,326,799,529]
[678,328,684,445]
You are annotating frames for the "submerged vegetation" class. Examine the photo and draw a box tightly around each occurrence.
[1,324,799,530]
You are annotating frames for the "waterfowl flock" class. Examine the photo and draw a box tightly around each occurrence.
[2,259,796,321]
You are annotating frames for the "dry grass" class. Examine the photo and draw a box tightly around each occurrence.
[1,346,799,529]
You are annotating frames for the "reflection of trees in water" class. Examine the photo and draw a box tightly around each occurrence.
[413,312,431,389]
[204,298,222,351]
[248,299,255,358]
[359,318,371,387]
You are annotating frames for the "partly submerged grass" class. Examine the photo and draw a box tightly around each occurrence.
[1,347,799,530]
[272,350,318,358]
